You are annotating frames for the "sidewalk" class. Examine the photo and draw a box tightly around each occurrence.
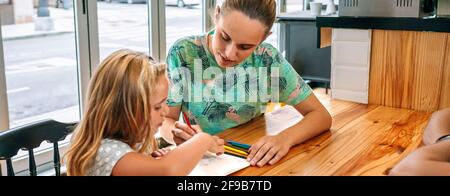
[2,7,75,41]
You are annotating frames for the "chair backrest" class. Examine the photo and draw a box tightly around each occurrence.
[0,120,77,176]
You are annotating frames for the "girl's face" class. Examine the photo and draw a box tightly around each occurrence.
[150,75,170,133]
[210,10,270,68]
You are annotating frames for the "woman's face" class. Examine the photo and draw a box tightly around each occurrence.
[150,75,169,133]
[211,10,269,68]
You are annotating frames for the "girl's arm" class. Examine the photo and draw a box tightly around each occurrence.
[247,94,332,167]
[160,106,198,145]
[111,132,224,176]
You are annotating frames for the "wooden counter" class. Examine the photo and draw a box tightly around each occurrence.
[218,89,431,176]
[315,16,450,112]
[369,30,450,112]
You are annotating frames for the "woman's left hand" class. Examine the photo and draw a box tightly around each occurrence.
[247,135,291,167]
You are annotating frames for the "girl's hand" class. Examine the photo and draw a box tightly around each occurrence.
[151,148,171,159]
[247,135,291,167]
[208,136,225,156]
[171,122,202,145]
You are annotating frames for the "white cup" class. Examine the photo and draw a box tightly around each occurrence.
[310,2,322,16]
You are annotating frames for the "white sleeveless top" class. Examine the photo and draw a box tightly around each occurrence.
[87,139,133,176]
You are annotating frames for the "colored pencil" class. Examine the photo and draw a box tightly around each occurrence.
[226,140,251,150]
[225,147,248,157]
[224,145,249,156]
[182,112,193,129]
[225,144,249,153]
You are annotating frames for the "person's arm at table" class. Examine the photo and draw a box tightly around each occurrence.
[389,141,450,176]
[247,94,332,167]
[390,108,450,176]
[423,108,450,145]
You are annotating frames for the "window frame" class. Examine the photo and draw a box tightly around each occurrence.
[0,13,8,133]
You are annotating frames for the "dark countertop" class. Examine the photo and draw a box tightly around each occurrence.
[277,11,450,33]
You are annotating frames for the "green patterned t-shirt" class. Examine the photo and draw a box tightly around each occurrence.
[166,32,312,135]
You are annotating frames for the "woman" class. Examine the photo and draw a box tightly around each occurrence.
[161,0,332,167]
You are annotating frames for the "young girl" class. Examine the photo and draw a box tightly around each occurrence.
[65,49,224,176]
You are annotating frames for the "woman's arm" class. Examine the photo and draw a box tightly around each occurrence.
[247,94,332,167]
[112,132,224,176]
[389,141,450,176]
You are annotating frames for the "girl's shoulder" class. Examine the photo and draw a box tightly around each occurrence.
[100,139,132,149]
[87,139,134,176]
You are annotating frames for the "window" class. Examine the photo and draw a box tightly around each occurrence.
[97,0,151,61]
[0,0,89,175]
[1,0,80,129]
[165,0,203,53]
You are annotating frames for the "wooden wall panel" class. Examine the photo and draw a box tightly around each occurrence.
[368,30,386,106]
[440,35,450,109]
[369,30,416,109]
[369,30,448,112]
[411,32,447,112]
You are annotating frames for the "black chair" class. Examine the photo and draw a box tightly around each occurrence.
[0,120,77,176]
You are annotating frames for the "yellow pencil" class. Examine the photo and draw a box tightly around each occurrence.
[224,145,249,156]
[225,148,247,156]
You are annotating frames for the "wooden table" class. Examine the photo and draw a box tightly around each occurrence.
[218,89,432,176]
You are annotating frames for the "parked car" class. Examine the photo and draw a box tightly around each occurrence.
[166,0,200,8]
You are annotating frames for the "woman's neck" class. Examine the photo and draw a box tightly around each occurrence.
[206,34,214,55]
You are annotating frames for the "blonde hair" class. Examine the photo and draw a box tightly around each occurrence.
[219,0,276,34]
[65,49,167,176]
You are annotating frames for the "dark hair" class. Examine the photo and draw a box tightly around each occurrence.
[219,0,276,34]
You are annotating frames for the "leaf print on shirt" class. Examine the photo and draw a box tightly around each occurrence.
[279,77,287,92]
[261,53,274,67]
[237,105,256,120]
[275,52,283,64]
[191,44,211,70]
[226,107,241,123]
[172,45,189,68]
[203,101,233,123]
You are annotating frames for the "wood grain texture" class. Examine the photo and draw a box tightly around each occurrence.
[440,35,450,109]
[320,27,332,48]
[369,30,448,112]
[218,89,431,176]
[411,32,447,112]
